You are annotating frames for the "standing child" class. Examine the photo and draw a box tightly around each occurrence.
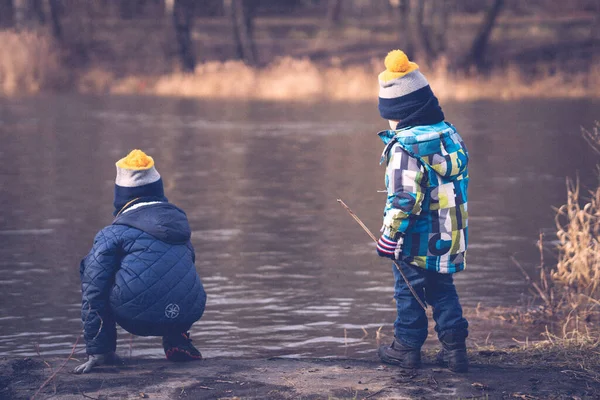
[375,50,470,372]
[74,150,207,373]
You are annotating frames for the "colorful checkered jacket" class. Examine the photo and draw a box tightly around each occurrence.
[378,121,469,273]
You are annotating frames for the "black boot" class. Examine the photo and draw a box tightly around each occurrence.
[437,332,468,373]
[162,332,202,362]
[378,338,421,369]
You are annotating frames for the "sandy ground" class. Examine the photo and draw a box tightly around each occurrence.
[2,351,599,400]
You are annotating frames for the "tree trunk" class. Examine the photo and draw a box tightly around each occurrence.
[228,0,258,65]
[592,0,600,40]
[428,0,449,57]
[0,0,15,28]
[13,0,27,28]
[173,0,196,72]
[120,0,145,19]
[389,0,413,56]
[407,0,434,64]
[326,0,342,27]
[461,0,505,71]
[30,0,45,24]
[48,0,62,40]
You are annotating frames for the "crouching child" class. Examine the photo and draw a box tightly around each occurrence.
[74,150,207,374]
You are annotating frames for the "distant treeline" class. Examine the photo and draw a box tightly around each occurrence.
[0,0,599,76]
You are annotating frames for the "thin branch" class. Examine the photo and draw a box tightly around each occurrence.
[35,343,53,370]
[511,255,552,307]
[32,303,96,399]
[31,335,81,400]
[91,311,104,341]
[337,199,427,310]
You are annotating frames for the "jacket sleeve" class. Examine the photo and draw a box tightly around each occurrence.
[382,145,426,240]
[79,227,120,355]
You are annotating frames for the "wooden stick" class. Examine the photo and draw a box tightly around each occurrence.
[337,199,427,310]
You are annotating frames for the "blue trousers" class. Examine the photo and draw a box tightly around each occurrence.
[392,261,469,348]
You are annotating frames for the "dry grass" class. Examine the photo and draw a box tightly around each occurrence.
[507,122,600,340]
[114,57,379,101]
[553,180,600,304]
[108,56,600,101]
[548,123,600,328]
[1,28,599,100]
[0,30,62,96]
[461,329,600,383]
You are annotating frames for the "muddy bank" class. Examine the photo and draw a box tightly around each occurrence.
[2,350,599,400]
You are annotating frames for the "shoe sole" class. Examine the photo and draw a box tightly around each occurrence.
[165,349,202,362]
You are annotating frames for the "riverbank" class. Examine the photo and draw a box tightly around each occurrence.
[3,341,599,400]
[2,11,600,100]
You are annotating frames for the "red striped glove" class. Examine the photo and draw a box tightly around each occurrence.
[376,234,400,260]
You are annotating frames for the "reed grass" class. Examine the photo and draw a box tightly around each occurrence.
[508,122,600,340]
[0,30,62,96]
[553,180,600,303]
[547,123,600,329]
[2,29,599,100]
[111,56,600,101]
[462,328,600,383]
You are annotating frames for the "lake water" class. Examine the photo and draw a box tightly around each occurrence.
[0,95,598,359]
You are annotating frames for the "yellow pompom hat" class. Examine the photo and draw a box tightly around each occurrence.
[114,149,165,214]
[378,50,443,124]
[115,149,160,186]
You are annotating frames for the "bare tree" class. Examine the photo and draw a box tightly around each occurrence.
[29,0,46,24]
[461,0,505,71]
[326,0,342,28]
[227,0,258,65]
[407,0,433,63]
[12,0,28,27]
[427,0,450,57]
[592,0,600,40]
[119,0,146,19]
[172,0,196,72]
[47,0,62,40]
[389,0,413,56]
[0,0,15,28]
[401,0,451,65]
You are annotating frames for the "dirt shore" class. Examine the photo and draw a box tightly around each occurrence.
[2,349,599,400]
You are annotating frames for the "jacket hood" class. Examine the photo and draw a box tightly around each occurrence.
[113,202,191,244]
[378,121,468,179]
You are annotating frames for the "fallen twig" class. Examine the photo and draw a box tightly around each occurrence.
[35,343,53,370]
[31,334,81,400]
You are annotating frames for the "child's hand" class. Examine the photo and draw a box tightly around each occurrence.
[376,234,401,260]
[73,354,106,374]
[73,351,122,374]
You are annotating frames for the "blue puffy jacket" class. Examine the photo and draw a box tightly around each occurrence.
[79,202,206,355]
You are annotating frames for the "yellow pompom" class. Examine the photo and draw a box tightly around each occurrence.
[385,50,410,73]
[378,49,419,82]
[117,149,154,170]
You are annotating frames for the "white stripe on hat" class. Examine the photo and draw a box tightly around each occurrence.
[378,70,430,99]
[115,165,161,187]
